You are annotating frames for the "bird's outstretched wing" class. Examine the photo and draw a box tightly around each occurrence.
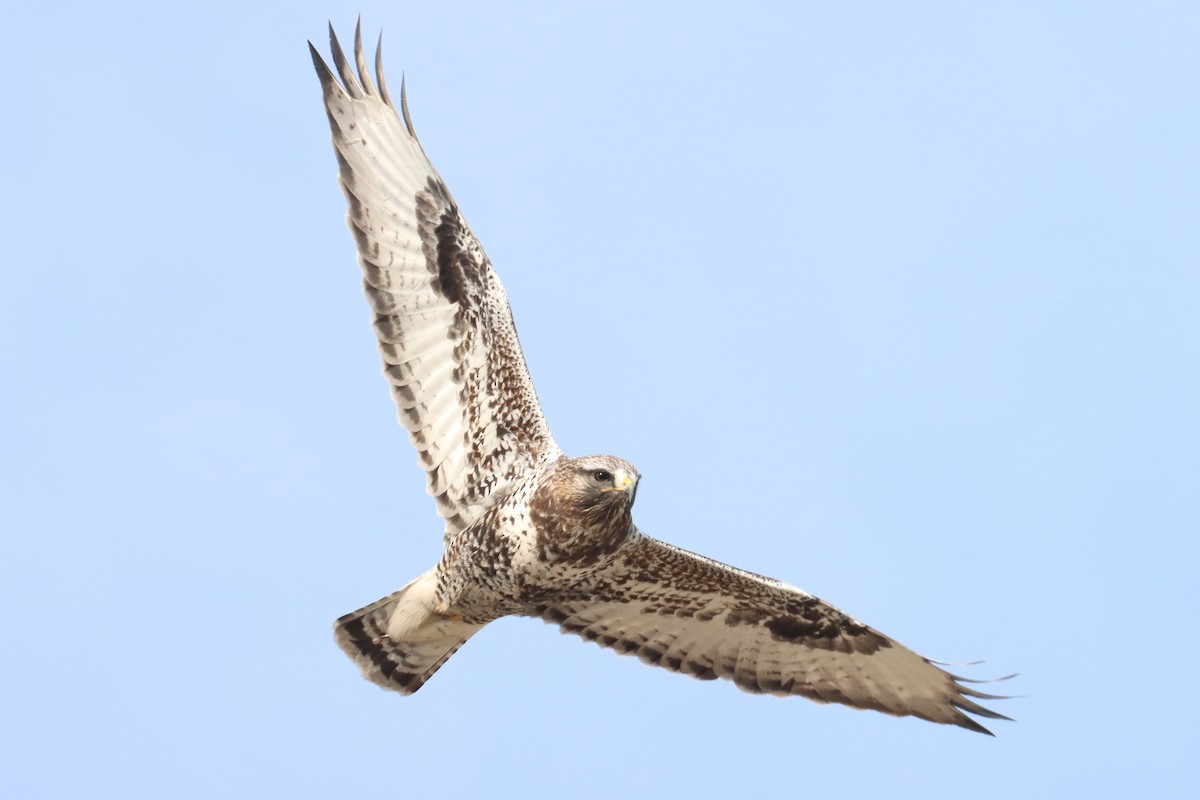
[310,25,559,537]
[531,532,1011,734]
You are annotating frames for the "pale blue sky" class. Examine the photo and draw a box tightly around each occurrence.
[3,2,1198,797]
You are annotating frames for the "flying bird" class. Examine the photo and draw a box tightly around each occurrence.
[310,22,1011,734]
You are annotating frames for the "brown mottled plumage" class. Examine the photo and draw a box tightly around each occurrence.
[312,22,1012,734]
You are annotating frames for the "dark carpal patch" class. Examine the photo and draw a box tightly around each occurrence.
[764,615,829,642]
[415,177,484,306]
[763,614,890,654]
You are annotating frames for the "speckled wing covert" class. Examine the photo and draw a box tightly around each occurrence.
[533,532,1011,734]
[310,24,559,538]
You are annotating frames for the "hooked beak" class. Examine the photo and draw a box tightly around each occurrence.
[601,469,640,504]
[620,470,639,505]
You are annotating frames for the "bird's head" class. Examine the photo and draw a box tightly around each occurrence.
[562,454,640,513]
[530,454,640,564]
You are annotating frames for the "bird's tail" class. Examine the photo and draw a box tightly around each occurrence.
[334,570,484,694]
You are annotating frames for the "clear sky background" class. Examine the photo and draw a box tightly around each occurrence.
[3,2,1197,797]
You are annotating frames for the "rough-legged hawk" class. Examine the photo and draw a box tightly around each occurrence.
[310,22,1012,735]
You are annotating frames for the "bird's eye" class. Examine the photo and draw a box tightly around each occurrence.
[592,470,613,483]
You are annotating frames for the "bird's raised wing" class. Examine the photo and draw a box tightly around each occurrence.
[531,532,1011,734]
[310,25,559,537]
